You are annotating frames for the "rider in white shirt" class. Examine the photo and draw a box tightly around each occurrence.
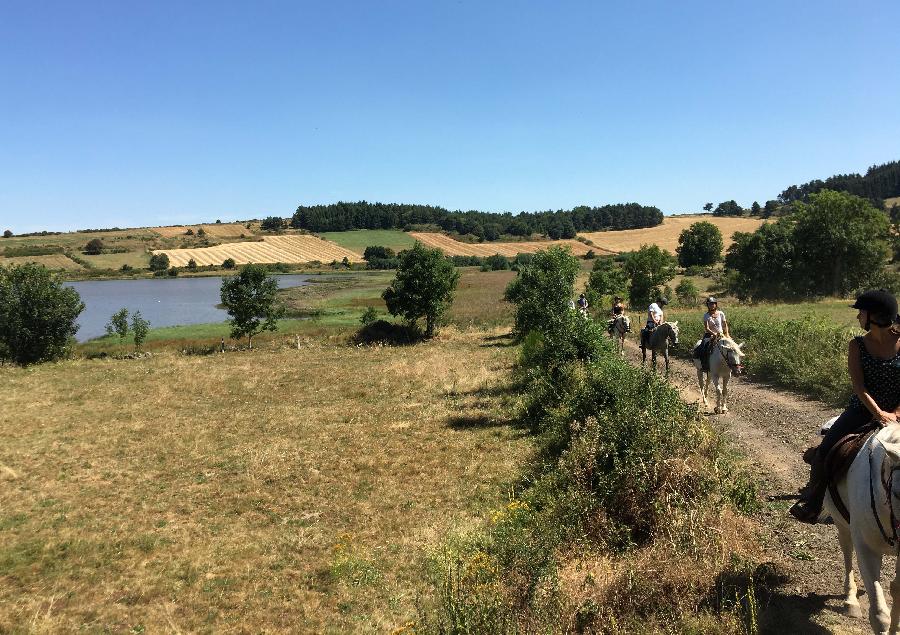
[695,297,729,368]
[646,297,667,330]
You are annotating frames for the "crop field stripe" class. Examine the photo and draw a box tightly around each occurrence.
[152,235,365,265]
[408,233,598,257]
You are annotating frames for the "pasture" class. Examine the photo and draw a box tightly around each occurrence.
[408,232,603,257]
[152,223,251,239]
[317,230,417,255]
[153,235,364,267]
[579,214,766,254]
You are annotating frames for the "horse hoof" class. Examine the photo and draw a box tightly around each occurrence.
[842,602,862,619]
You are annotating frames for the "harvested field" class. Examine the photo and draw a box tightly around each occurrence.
[153,235,363,267]
[578,214,766,254]
[0,254,84,270]
[152,223,250,239]
[408,232,608,257]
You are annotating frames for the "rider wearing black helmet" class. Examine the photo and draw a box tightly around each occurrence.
[791,289,900,523]
[694,297,730,370]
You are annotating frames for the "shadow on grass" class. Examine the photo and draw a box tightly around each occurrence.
[351,320,423,346]
[479,332,518,348]
[446,413,518,430]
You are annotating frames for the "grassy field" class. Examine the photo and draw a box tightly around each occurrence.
[579,214,766,255]
[409,232,603,257]
[318,230,417,255]
[0,321,530,632]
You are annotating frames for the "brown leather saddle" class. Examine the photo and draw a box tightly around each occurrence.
[818,423,879,522]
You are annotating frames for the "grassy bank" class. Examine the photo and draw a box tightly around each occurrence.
[0,328,530,632]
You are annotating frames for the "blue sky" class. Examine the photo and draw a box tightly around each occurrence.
[1,1,898,232]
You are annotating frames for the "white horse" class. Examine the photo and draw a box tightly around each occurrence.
[608,315,631,357]
[692,335,745,414]
[640,321,679,372]
[823,423,900,634]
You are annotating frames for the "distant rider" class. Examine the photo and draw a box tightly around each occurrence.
[790,289,900,523]
[694,297,730,369]
[643,296,667,347]
[608,296,628,334]
[577,293,589,316]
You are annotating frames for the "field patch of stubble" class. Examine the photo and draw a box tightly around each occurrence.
[0,329,528,633]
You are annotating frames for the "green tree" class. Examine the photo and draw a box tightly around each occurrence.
[84,238,104,255]
[0,263,84,365]
[713,200,743,217]
[750,201,761,216]
[196,227,206,237]
[105,308,130,340]
[623,245,677,308]
[791,190,891,296]
[676,221,724,267]
[725,221,798,301]
[3,230,12,238]
[504,246,580,337]
[586,256,628,299]
[363,246,395,260]
[220,264,285,349]
[131,311,150,350]
[382,243,460,337]
[703,203,713,212]
[222,258,236,269]
[260,216,284,232]
[763,200,779,218]
[675,278,700,307]
[187,258,197,270]
[149,253,170,271]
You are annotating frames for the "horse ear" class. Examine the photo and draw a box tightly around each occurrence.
[671,321,678,326]
[738,342,745,349]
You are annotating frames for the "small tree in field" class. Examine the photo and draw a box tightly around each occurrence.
[623,245,677,308]
[149,253,170,271]
[586,256,628,300]
[504,245,580,337]
[84,238,104,255]
[675,278,700,307]
[0,263,84,365]
[187,258,198,270]
[220,264,285,349]
[131,311,150,350]
[3,230,12,238]
[382,243,460,338]
[105,308,130,340]
[222,258,236,269]
[677,221,724,267]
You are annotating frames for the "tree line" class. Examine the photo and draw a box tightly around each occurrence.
[778,160,900,206]
[288,200,663,238]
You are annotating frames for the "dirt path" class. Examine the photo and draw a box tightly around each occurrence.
[623,342,873,634]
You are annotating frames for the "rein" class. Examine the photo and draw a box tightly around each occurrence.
[868,439,900,547]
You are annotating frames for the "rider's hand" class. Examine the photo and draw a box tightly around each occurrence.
[878,411,898,426]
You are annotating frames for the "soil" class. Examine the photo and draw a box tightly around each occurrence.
[623,342,875,634]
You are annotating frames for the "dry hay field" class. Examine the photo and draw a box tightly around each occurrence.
[408,232,610,257]
[579,214,766,254]
[152,223,250,239]
[0,328,527,632]
[0,254,83,270]
[154,235,364,267]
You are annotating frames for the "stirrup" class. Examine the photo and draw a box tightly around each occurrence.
[789,500,821,524]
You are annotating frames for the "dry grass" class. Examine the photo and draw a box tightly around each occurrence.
[152,223,250,239]
[579,214,766,255]
[0,328,529,633]
[154,235,364,267]
[409,233,608,257]
[447,269,517,328]
[0,254,84,271]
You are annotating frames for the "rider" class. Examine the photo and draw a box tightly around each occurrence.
[643,296,667,346]
[608,296,627,333]
[577,293,589,315]
[695,297,730,369]
[790,289,900,523]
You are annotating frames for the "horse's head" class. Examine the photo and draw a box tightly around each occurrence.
[667,321,679,346]
[718,337,745,374]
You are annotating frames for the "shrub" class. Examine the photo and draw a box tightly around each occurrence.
[360,306,379,326]
[167,266,178,277]
[120,264,133,272]
[187,258,197,269]
[149,253,170,271]
[3,230,12,238]
[131,311,150,350]
[105,308,130,340]
[363,246,395,260]
[586,256,628,300]
[222,258,236,269]
[504,246,580,338]
[260,216,284,232]
[623,245,677,307]
[197,227,206,237]
[185,228,194,235]
[0,263,85,365]
[583,249,596,259]
[84,238,104,255]
[675,278,700,307]
[353,319,420,345]
[481,254,510,271]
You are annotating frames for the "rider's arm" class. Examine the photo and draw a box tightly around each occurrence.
[849,338,897,425]
[703,315,715,336]
[722,316,730,337]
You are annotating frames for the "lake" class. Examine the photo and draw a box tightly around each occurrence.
[67,274,311,342]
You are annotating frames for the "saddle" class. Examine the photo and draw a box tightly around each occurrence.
[818,423,879,522]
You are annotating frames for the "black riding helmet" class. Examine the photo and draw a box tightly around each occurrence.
[706,296,718,306]
[851,289,899,327]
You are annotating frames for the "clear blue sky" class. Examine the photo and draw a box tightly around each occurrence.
[2,1,898,232]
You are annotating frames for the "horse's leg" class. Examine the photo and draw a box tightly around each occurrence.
[889,551,900,633]
[836,522,862,618]
[720,373,729,413]
[854,538,890,633]
[714,371,724,414]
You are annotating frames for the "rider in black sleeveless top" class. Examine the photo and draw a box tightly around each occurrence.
[791,289,900,523]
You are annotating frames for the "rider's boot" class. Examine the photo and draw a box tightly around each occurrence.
[789,449,827,524]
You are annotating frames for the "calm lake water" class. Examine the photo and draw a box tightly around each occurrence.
[67,275,311,342]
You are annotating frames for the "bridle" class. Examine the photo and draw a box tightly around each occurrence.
[717,340,743,374]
